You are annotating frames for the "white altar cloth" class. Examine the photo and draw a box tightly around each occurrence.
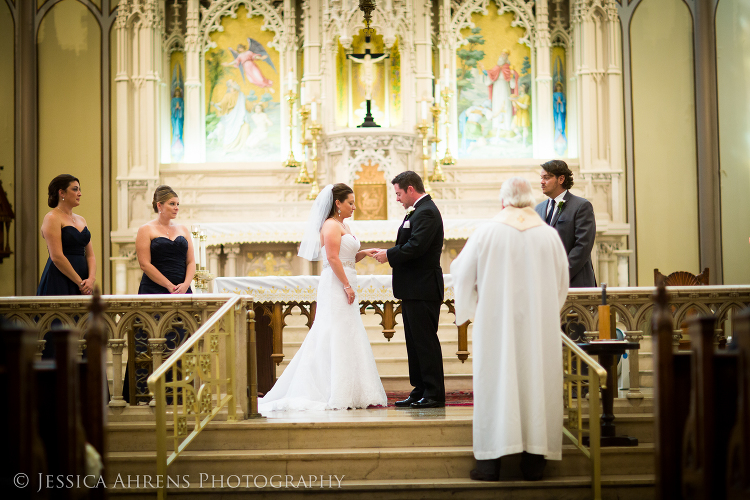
[213,275,456,302]
[203,220,487,246]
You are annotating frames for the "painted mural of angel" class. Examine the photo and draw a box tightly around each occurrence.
[223,38,277,89]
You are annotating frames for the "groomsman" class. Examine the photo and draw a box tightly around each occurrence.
[535,159,597,288]
[374,171,446,408]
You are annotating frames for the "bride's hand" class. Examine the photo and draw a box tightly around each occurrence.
[364,248,380,257]
[344,285,355,305]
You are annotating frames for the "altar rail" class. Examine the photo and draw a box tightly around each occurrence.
[0,286,747,408]
[0,295,253,415]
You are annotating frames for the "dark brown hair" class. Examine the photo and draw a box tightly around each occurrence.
[391,170,425,194]
[47,174,80,208]
[540,159,574,190]
[152,185,179,213]
[327,183,354,219]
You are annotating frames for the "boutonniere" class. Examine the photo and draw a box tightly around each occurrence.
[556,200,566,212]
[405,207,416,218]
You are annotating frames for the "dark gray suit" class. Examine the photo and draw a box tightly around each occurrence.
[535,191,597,288]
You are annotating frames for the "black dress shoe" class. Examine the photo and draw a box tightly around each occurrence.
[520,452,547,481]
[394,396,420,407]
[410,397,445,408]
[470,458,501,481]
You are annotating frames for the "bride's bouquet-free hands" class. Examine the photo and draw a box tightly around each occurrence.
[362,248,380,258]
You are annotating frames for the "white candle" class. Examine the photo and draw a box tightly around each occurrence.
[421,99,428,121]
[311,100,318,122]
[287,71,294,90]
[435,80,441,103]
[200,230,207,270]
[301,84,307,104]
[191,225,200,265]
[444,66,450,84]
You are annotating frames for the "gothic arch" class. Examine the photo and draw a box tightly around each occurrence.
[449,0,536,49]
[199,0,287,53]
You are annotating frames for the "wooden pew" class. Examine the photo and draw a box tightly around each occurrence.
[0,293,108,498]
[727,307,750,499]
[653,282,747,499]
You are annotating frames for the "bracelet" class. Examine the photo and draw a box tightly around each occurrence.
[344,285,352,290]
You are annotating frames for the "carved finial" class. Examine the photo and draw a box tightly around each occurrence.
[653,281,668,310]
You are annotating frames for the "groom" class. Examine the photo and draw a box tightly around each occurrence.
[375,171,446,408]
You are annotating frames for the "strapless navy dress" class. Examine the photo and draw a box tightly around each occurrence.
[124,235,191,403]
[37,226,91,296]
[138,236,193,294]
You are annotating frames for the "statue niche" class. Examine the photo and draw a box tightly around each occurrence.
[353,160,387,221]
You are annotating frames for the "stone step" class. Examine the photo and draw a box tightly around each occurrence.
[106,443,654,482]
[282,339,468,359]
[107,475,654,500]
[381,374,473,392]
[107,412,654,453]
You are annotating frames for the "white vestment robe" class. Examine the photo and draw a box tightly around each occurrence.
[451,206,569,460]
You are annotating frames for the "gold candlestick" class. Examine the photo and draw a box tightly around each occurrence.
[416,119,432,194]
[283,90,301,168]
[306,122,323,200]
[439,86,456,168]
[428,101,447,182]
[295,105,312,183]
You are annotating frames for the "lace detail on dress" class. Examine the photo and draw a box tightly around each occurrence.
[322,260,356,270]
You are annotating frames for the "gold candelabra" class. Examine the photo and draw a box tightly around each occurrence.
[438,85,455,170]
[306,122,323,200]
[191,226,214,292]
[428,101,446,182]
[283,90,301,168]
[416,119,433,194]
[295,104,313,184]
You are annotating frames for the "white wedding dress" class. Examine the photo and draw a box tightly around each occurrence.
[258,233,388,412]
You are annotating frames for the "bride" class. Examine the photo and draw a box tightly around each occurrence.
[258,183,388,412]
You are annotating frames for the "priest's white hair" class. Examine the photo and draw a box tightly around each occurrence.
[499,176,536,208]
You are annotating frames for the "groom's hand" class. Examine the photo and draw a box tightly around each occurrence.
[374,249,388,264]
[363,248,380,257]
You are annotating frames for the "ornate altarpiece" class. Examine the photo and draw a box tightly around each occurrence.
[111,0,630,294]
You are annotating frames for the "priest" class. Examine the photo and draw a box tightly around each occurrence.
[451,176,569,481]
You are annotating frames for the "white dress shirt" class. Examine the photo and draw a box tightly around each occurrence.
[546,190,567,220]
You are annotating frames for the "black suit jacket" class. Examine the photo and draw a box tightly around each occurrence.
[535,191,597,287]
[387,195,445,301]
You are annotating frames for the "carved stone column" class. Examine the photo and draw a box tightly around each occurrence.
[108,339,128,407]
[36,340,46,361]
[207,246,221,277]
[111,252,134,295]
[183,0,203,162]
[147,338,167,406]
[225,244,241,277]
[114,7,130,233]
[534,0,554,157]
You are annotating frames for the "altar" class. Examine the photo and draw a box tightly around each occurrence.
[107,0,632,296]
[213,274,456,301]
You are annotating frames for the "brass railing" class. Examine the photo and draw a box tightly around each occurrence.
[147,295,246,500]
[562,333,607,500]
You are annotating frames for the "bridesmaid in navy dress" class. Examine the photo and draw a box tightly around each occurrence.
[136,185,196,294]
[124,185,196,403]
[37,174,96,296]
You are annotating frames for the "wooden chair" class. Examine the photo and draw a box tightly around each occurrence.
[654,267,709,286]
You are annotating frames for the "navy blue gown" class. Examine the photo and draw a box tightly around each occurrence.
[138,236,193,294]
[37,226,91,296]
[124,235,192,403]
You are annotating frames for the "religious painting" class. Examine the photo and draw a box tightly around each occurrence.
[552,47,568,156]
[455,4,533,159]
[204,6,281,162]
[170,52,185,162]
[353,160,387,220]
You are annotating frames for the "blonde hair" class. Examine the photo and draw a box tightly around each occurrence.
[152,185,178,213]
